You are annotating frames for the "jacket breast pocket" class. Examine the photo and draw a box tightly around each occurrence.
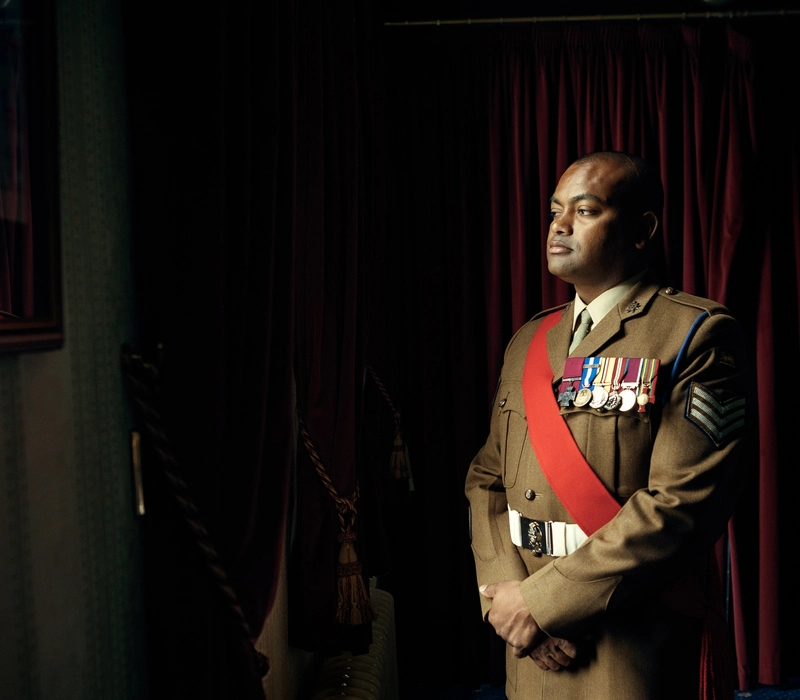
[496,383,528,489]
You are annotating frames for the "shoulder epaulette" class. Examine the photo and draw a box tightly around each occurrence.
[657,287,730,317]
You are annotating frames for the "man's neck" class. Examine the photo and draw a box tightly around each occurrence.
[574,267,649,304]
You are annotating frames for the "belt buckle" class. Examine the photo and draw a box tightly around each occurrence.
[526,520,544,556]
[526,519,554,557]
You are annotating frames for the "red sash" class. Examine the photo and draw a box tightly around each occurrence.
[521,310,733,700]
[521,311,620,534]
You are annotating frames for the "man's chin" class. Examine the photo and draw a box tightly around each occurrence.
[546,260,575,282]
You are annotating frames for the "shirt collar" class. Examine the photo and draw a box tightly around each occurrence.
[572,269,648,329]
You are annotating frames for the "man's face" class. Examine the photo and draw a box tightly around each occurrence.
[546,159,638,302]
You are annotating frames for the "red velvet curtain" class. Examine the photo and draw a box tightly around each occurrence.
[484,25,775,690]
[380,19,798,692]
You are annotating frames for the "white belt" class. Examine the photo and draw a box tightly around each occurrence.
[509,506,587,557]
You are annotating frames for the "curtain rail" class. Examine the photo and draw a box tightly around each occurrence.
[385,9,800,26]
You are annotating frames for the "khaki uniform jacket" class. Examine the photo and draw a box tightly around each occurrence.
[465,279,751,700]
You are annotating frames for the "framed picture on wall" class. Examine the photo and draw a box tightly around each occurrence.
[0,0,61,352]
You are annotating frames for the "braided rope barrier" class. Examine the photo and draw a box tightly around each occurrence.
[119,345,269,679]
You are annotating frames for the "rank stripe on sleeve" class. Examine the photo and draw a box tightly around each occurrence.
[685,382,746,448]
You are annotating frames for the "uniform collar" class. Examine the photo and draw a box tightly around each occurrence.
[572,269,648,330]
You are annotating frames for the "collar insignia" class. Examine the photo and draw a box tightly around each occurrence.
[625,301,641,313]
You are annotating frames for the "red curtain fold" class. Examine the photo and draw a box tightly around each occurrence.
[754,233,779,685]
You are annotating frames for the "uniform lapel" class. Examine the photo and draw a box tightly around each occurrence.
[575,308,623,358]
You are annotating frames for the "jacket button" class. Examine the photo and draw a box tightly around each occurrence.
[525,489,535,500]
[499,398,507,407]
[665,287,677,295]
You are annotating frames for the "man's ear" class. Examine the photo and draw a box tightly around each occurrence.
[634,211,659,250]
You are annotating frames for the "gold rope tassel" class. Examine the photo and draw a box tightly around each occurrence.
[365,365,413,482]
[336,530,377,625]
[298,410,377,626]
[389,428,411,480]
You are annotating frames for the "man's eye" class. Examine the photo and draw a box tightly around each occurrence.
[549,211,560,220]
[577,208,594,216]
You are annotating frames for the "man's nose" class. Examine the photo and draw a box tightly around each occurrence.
[551,212,573,234]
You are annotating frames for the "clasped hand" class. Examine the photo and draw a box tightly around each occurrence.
[480,580,577,671]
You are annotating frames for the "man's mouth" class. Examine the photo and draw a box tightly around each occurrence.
[548,239,572,254]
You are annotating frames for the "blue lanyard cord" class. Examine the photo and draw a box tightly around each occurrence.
[662,310,709,405]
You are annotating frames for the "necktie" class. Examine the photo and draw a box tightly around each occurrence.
[569,308,592,353]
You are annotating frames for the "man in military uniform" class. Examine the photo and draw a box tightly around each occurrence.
[465,151,750,699]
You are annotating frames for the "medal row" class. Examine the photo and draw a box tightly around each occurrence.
[557,356,660,413]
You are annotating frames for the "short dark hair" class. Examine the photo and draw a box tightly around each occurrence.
[573,151,664,220]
